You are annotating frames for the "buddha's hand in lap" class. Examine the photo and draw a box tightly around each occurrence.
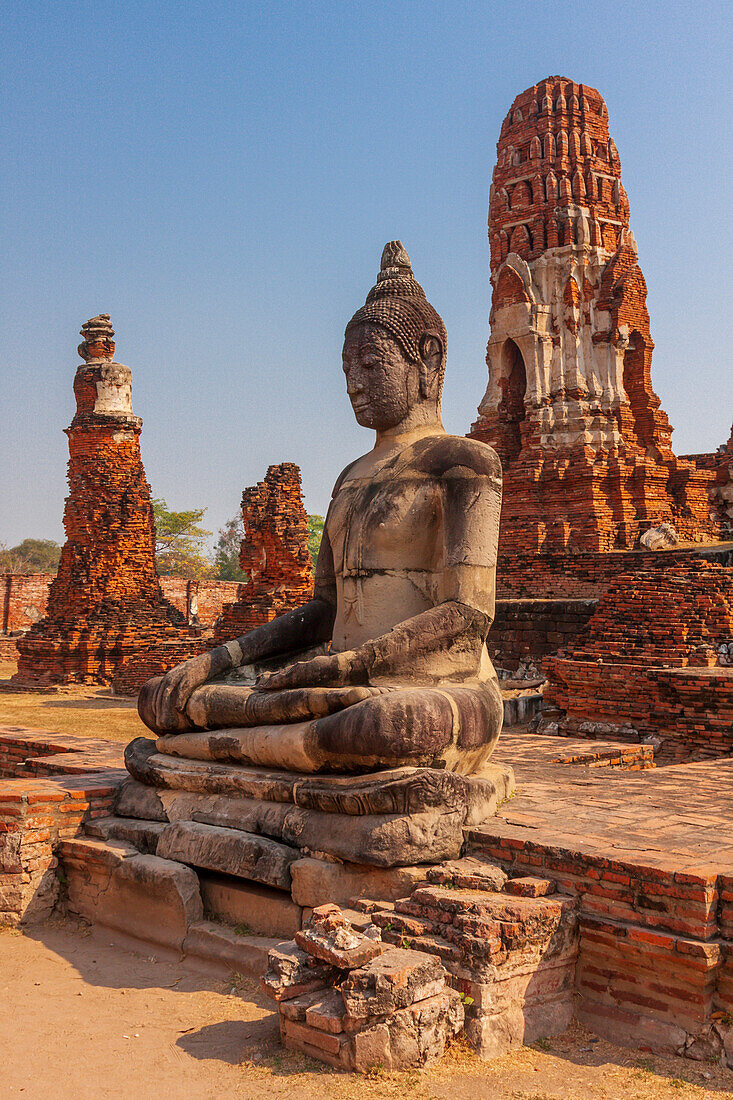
[258,650,361,691]
[138,652,217,733]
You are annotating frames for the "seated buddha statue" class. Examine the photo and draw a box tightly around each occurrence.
[139,242,504,776]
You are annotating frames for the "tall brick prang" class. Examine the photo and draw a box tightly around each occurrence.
[13,316,199,687]
[212,462,314,643]
[469,77,715,555]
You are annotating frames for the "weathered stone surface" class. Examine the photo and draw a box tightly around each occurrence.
[181,921,280,979]
[115,776,167,822]
[120,775,472,868]
[295,905,383,970]
[125,737,299,802]
[291,858,430,908]
[341,947,445,1017]
[61,838,203,951]
[156,821,298,890]
[426,855,507,892]
[261,940,338,1002]
[126,737,511,819]
[304,990,348,1034]
[199,874,302,939]
[89,816,165,855]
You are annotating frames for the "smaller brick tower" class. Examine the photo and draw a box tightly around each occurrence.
[14,316,198,687]
[212,463,314,643]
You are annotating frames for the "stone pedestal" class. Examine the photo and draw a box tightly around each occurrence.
[121,736,513,869]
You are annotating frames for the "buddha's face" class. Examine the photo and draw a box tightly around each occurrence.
[342,322,420,431]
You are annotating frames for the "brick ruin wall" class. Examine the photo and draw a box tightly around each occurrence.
[496,544,733,599]
[212,462,313,644]
[469,825,733,1061]
[543,560,733,759]
[468,76,715,557]
[1,574,242,637]
[682,422,733,537]
[489,598,596,671]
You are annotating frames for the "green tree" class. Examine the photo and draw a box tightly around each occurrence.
[0,538,62,574]
[307,514,324,568]
[213,514,248,581]
[152,499,214,580]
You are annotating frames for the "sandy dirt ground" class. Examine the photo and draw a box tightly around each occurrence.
[0,660,146,742]
[1,919,732,1100]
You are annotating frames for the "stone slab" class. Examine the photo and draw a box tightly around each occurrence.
[199,873,302,938]
[181,921,281,979]
[156,820,298,890]
[126,736,513,819]
[290,858,430,908]
[341,947,445,1017]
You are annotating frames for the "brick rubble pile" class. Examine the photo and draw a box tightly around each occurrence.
[261,902,463,1071]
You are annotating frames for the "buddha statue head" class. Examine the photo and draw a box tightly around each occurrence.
[343,242,447,432]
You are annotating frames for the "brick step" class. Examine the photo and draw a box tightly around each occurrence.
[58,836,280,978]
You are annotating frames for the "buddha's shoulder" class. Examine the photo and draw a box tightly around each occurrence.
[410,433,502,480]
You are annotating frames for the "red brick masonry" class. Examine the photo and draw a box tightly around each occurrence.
[0,726,125,925]
[469,77,714,555]
[213,462,314,644]
[544,559,733,759]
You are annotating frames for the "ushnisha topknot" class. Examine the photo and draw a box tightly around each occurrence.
[346,241,447,394]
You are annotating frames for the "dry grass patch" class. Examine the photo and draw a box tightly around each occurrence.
[0,659,146,743]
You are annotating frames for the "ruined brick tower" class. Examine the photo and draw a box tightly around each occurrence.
[14,316,196,686]
[212,463,314,643]
[469,77,715,555]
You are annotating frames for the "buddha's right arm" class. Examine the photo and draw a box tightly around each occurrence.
[138,529,337,733]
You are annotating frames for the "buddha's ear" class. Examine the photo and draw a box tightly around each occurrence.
[418,334,443,398]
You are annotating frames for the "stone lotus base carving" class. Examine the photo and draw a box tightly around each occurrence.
[121,737,514,868]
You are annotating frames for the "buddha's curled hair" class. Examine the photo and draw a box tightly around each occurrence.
[346,241,447,396]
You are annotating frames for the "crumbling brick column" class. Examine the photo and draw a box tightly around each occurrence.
[212,463,313,643]
[13,316,200,687]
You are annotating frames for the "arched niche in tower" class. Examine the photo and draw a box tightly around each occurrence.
[510,180,531,209]
[622,329,654,450]
[498,339,528,464]
[509,223,532,257]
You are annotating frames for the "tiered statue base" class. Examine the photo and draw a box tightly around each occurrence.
[123,737,514,868]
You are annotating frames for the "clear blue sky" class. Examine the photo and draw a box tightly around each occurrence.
[2,0,731,548]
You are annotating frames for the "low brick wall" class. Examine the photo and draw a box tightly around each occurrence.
[544,660,733,760]
[468,824,733,1060]
[489,598,596,670]
[159,577,241,625]
[0,636,19,661]
[0,574,53,633]
[0,727,126,925]
[0,574,242,637]
[496,544,733,599]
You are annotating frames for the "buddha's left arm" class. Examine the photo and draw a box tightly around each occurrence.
[262,457,502,689]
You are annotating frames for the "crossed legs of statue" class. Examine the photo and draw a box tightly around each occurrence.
[147,678,503,775]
